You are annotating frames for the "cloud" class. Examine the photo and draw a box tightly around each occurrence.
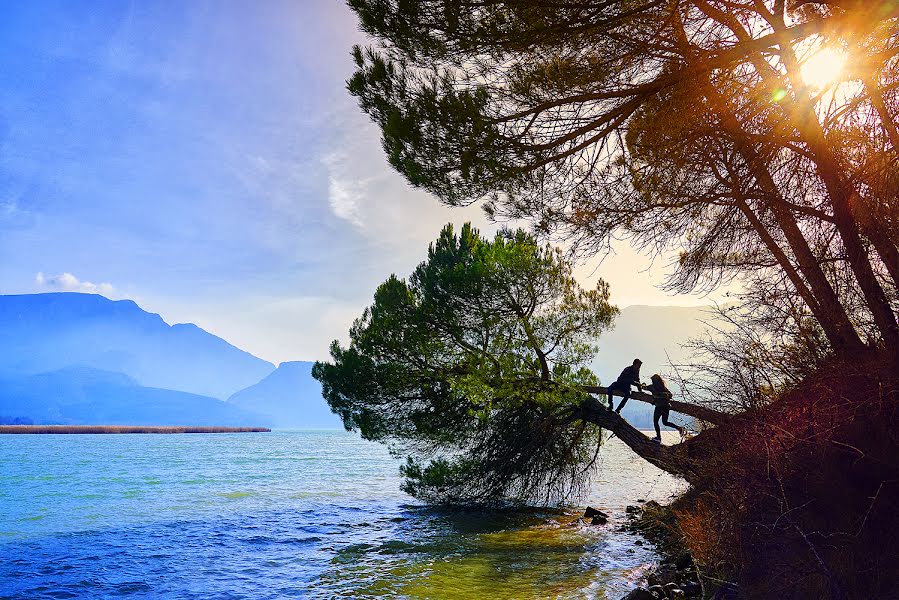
[35,272,115,296]
[327,174,365,228]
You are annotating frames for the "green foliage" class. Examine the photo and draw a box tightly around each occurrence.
[313,223,616,504]
[345,0,899,367]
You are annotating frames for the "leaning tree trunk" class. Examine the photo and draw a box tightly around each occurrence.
[581,385,732,425]
[575,386,734,484]
[577,396,702,483]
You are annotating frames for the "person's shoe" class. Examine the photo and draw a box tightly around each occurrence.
[615,408,622,415]
[652,435,661,443]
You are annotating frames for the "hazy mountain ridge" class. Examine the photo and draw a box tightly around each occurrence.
[0,293,714,429]
[0,293,275,399]
[0,366,269,427]
[227,361,344,429]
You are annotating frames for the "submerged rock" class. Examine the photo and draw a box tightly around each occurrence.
[584,506,609,519]
[621,588,656,600]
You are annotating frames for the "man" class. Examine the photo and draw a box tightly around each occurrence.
[607,359,643,413]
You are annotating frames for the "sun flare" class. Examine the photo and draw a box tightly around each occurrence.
[799,47,848,89]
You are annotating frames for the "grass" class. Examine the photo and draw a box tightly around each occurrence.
[0,425,271,434]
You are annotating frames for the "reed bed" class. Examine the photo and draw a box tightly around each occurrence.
[0,425,271,434]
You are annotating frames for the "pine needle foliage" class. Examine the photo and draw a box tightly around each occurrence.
[313,223,617,505]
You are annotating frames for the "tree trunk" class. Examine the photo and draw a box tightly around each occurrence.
[578,396,700,482]
[772,21,899,353]
[712,104,868,356]
[581,385,733,426]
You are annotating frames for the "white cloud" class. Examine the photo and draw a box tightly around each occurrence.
[35,272,115,296]
[327,174,365,228]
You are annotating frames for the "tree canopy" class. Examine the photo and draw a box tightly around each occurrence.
[313,223,618,504]
[347,0,899,370]
[333,5,899,595]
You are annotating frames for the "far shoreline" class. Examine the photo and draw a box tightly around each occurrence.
[0,425,271,434]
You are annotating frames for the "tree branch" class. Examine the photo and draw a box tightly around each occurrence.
[578,396,699,482]
[582,385,733,426]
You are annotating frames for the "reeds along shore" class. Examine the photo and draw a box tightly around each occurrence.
[0,425,271,434]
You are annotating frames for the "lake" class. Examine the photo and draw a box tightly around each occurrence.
[0,430,685,599]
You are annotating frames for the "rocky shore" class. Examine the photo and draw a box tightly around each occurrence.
[583,500,739,600]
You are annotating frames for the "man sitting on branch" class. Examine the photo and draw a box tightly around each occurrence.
[607,359,644,414]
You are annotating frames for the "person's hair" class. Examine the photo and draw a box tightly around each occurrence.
[633,358,642,365]
[651,374,670,393]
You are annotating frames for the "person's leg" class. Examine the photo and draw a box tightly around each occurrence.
[660,408,684,435]
[606,383,617,409]
[653,406,662,438]
[615,387,630,413]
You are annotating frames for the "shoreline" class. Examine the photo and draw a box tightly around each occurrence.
[0,425,271,434]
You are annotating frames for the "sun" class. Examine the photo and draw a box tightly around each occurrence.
[799,47,848,89]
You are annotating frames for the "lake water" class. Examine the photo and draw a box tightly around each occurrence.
[0,430,685,599]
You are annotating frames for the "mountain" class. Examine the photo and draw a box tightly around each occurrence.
[227,361,343,428]
[0,366,269,426]
[591,305,715,429]
[0,293,275,399]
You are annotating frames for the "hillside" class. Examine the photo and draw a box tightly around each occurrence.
[0,293,275,399]
[0,366,269,427]
[228,361,343,428]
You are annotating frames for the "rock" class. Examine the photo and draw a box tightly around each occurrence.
[655,568,677,584]
[637,498,646,503]
[682,582,701,597]
[621,588,656,600]
[646,573,660,587]
[591,514,608,525]
[647,584,665,597]
[634,539,644,546]
[711,583,740,600]
[585,506,610,519]
[626,505,640,514]
[664,582,680,594]
[674,552,693,570]
[669,589,685,600]
[676,569,695,581]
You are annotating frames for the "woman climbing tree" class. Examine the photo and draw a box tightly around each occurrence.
[649,374,685,443]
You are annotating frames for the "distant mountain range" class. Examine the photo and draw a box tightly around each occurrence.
[0,293,332,428]
[0,293,274,399]
[0,366,268,427]
[0,292,714,430]
[228,361,343,428]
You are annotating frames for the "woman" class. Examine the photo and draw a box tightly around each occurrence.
[649,374,685,442]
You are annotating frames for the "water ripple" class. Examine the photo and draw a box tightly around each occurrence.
[0,430,685,598]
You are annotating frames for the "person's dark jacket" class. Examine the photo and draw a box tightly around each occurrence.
[650,380,673,408]
[613,365,641,389]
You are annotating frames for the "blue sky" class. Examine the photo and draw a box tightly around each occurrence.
[0,1,719,363]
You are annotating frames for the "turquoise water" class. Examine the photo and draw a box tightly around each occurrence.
[0,430,685,598]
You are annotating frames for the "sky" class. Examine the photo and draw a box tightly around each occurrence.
[0,0,727,364]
